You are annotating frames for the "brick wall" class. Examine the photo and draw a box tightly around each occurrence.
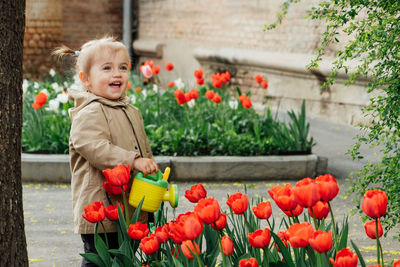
[24,0,62,79]
[137,0,338,55]
[24,0,123,79]
[62,0,123,50]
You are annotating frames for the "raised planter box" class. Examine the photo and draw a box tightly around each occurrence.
[21,153,327,183]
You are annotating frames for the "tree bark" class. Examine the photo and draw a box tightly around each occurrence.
[0,1,29,266]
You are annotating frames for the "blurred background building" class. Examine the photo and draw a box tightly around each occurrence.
[24,0,373,125]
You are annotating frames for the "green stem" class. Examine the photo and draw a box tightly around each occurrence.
[100,221,109,248]
[263,247,270,267]
[121,188,130,225]
[306,246,316,267]
[243,211,252,233]
[376,218,384,266]
[328,202,338,244]
[194,253,203,267]
[267,219,273,230]
[215,228,226,267]
[310,209,319,230]
[324,252,331,267]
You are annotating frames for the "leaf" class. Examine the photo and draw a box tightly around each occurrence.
[271,232,295,267]
[80,253,107,267]
[131,196,145,224]
[337,217,348,251]
[351,240,366,267]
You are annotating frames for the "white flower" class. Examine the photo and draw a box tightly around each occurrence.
[49,69,56,77]
[56,92,69,103]
[153,84,158,92]
[22,79,29,94]
[51,82,61,93]
[129,94,136,104]
[142,89,147,99]
[34,82,39,89]
[187,99,196,108]
[63,82,68,88]
[174,78,185,90]
[45,99,60,112]
[229,100,238,109]
[62,110,66,116]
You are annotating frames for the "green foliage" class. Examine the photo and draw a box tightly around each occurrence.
[22,70,315,156]
[265,1,400,239]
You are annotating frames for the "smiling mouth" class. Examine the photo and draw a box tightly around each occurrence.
[109,82,122,89]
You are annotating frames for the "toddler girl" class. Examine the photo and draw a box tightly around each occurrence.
[53,36,158,267]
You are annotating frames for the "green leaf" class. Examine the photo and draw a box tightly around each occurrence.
[80,253,107,267]
[351,240,366,267]
[271,232,295,267]
[337,217,349,251]
[131,196,145,224]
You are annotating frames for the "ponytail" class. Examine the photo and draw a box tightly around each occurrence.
[52,45,78,60]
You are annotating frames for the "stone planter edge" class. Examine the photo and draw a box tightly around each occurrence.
[21,153,327,183]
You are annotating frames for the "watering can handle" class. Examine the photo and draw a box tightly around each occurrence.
[162,167,171,181]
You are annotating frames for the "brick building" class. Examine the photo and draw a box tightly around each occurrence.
[24,0,372,125]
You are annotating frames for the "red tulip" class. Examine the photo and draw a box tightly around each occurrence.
[308,201,330,220]
[35,91,48,106]
[393,260,400,267]
[252,201,272,220]
[168,221,185,244]
[174,89,186,105]
[254,74,263,84]
[261,80,268,89]
[82,201,105,223]
[184,92,192,103]
[194,197,221,224]
[32,101,43,109]
[283,203,304,217]
[211,213,227,230]
[140,234,159,255]
[361,189,387,218]
[212,93,222,103]
[239,257,259,267]
[181,240,200,260]
[152,65,160,74]
[196,78,204,85]
[220,236,234,256]
[168,81,175,88]
[105,204,123,221]
[144,60,153,68]
[205,90,215,100]
[315,174,339,201]
[127,222,149,240]
[169,212,203,243]
[275,231,288,252]
[102,164,130,186]
[241,97,252,109]
[194,69,203,79]
[293,178,320,208]
[189,89,199,100]
[248,228,271,248]
[185,184,207,203]
[154,225,169,243]
[309,230,333,253]
[102,181,128,195]
[165,62,174,71]
[268,184,298,212]
[284,222,314,248]
[330,248,358,267]
[364,219,383,239]
[212,79,222,89]
[226,192,249,214]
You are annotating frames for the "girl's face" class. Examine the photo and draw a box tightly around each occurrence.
[80,49,129,100]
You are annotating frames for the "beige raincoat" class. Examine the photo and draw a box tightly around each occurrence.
[69,89,152,234]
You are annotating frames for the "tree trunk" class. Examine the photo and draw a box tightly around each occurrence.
[0,1,29,266]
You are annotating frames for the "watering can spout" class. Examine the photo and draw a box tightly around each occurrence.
[163,184,178,208]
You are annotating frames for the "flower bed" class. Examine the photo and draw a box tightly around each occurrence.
[80,165,399,267]
[22,63,314,156]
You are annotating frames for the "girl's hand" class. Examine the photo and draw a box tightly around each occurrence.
[133,158,159,176]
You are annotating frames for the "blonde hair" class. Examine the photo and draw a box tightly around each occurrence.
[52,36,129,75]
